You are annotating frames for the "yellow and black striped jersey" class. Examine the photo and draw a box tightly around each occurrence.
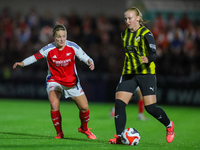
[121,26,156,75]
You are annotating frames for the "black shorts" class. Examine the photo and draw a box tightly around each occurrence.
[116,74,157,96]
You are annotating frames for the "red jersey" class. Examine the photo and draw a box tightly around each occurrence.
[32,40,92,87]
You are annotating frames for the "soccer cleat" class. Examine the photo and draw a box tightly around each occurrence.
[78,127,96,139]
[109,135,123,144]
[166,121,175,143]
[54,132,64,139]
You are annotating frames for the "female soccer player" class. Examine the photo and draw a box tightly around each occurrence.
[110,87,147,120]
[108,7,174,144]
[13,22,96,139]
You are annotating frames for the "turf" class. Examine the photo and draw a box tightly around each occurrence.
[0,99,200,150]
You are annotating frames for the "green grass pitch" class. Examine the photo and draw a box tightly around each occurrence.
[0,99,200,150]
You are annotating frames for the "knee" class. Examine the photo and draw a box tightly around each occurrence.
[50,99,60,111]
[79,105,89,113]
[115,99,126,109]
[48,90,61,111]
[145,103,156,114]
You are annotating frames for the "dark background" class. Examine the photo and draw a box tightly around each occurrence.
[0,0,200,105]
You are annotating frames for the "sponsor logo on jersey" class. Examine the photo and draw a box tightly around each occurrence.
[53,59,71,67]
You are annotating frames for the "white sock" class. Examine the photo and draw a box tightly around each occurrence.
[138,113,143,117]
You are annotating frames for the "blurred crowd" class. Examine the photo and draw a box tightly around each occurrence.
[1,7,200,83]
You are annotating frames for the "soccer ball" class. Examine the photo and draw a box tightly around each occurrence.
[121,128,140,146]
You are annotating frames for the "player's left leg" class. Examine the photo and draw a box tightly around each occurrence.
[139,74,174,143]
[72,94,96,139]
[143,95,174,143]
[72,94,89,131]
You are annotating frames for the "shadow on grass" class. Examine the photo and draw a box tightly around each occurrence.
[0,132,51,139]
[0,131,105,143]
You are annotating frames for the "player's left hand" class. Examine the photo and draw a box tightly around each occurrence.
[88,60,95,70]
[141,56,148,64]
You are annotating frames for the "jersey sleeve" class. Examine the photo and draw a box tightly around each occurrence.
[22,51,44,67]
[76,46,94,66]
[22,42,53,67]
[22,55,37,66]
[38,42,56,58]
[67,40,94,66]
[144,32,157,62]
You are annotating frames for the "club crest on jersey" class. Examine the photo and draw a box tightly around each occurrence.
[66,53,71,56]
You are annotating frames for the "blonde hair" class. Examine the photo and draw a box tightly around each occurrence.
[52,22,66,36]
[125,7,148,25]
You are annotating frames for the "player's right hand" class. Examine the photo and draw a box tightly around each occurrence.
[13,62,24,69]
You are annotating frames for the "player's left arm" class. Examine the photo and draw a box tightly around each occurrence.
[87,59,95,70]
[71,42,95,70]
[76,48,95,70]
[141,32,157,64]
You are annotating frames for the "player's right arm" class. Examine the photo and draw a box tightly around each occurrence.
[13,62,25,69]
[13,51,43,69]
[13,43,55,69]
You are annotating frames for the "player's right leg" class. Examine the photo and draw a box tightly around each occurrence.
[47,82,64,139]
[109,91,132,144]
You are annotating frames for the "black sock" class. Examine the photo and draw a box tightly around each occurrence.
[115,99,127,136]
[145,103,170,126]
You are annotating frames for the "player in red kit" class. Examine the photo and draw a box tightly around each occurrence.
[13,22,96,139]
